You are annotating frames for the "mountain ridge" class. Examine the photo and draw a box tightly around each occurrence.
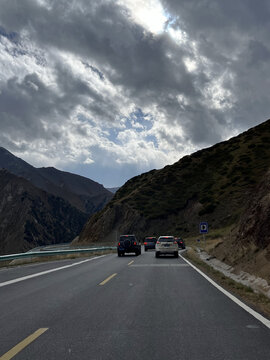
[79,119,270,248]
[0,169,88,254]
[0,147,113,214]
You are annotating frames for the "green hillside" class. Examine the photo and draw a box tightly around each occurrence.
[79,119,270,242]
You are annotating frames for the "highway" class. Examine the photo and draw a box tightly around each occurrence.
[0,250,269,360]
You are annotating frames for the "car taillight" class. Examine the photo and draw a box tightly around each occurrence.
[156,241,160,244]
[144,242,147,245]
[118,242,120,246]
[174,241,177,244]
[134,242,136,245]
[180,241,183,244]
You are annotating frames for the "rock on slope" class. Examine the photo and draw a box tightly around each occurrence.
[212,169,270,282]
[0,169,88,255]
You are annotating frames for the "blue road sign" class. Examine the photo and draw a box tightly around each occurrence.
[200,222,208,234]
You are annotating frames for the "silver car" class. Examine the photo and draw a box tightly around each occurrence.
[155,236,179,258]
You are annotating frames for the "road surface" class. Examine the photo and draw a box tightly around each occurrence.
[0,250,269,359]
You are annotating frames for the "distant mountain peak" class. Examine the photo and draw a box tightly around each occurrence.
[0,147,113,214]
[0,148,114,254]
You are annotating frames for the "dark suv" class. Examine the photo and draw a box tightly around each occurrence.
[117,235,141,256]
[144,237,157,251]
[175,237,186,249]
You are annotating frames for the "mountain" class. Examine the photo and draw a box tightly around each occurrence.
[79,119,270,251]
[0,169,88,255]
[0,147,113,214]
[106,187,120,194]
[212,168,270,282]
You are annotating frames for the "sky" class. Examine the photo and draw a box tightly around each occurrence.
[0,0,270,187]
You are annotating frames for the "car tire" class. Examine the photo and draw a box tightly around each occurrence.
[155,252,160,258]
[145,248,148,252]
[174,251,178,258]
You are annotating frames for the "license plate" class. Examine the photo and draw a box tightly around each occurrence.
[164,244,170,247]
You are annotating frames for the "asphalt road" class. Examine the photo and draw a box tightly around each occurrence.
[0,250,269,360]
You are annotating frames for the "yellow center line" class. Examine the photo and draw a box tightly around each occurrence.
[0,328,48,360]
[99,273,117,286]
[128,260,134,266]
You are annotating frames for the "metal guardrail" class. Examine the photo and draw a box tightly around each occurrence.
[0,247,117,262]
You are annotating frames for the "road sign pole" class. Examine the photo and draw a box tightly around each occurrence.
[199,222,208,251]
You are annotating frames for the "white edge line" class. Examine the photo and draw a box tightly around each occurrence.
[179,254,270,329]
[0,255,107,288]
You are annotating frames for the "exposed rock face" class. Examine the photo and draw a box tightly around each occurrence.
[237,169,270,249]
[0,147,113,214]
[79,198,203,243]
[79,203,144,243]
[211,169,270,282]
[0,170,88,255]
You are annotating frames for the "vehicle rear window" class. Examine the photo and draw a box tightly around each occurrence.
[120,235,136,242]
[159,237,174,242]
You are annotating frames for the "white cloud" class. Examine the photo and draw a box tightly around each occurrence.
[117,0,168,34]
[167,27,187,45]
[183,57,197,72]
[1,0,270,186]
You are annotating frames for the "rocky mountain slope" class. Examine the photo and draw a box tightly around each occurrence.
[0,170,88,255]
[212,168,270,282]
[79,119,270,247]
[0,147,113,214]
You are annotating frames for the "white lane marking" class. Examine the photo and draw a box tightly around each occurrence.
[131,264,189,267]
[180,254,270,329]
[0,255,107,288]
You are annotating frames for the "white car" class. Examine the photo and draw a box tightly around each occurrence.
[155,236,179,258]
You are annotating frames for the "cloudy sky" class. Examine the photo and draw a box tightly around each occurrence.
[0,0,270,187]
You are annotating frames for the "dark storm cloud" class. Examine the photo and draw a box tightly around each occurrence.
[0,62,120,148]
[162,0,270,36]
[0,0,208,137]
[1,0,270,155]
[0,0,195,95]
[161,0,270,130]
[0,73,58,141]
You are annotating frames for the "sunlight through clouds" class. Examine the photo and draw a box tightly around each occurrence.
[0,0,269,186]
[117,0,168,34]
